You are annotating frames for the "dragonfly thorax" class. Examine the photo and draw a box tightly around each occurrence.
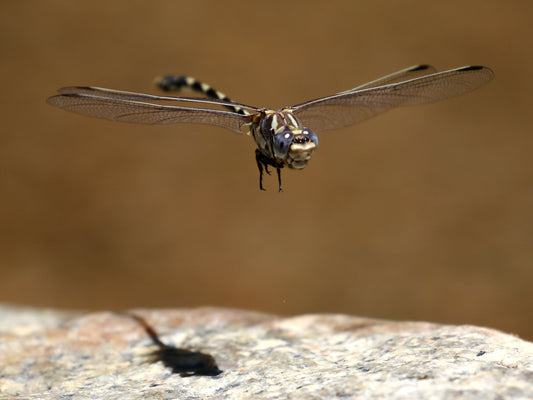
[253,109,319,170]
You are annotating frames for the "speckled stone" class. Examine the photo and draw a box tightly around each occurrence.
[1,305,532,399]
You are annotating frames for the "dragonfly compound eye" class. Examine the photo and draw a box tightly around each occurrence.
[273,130,294,159]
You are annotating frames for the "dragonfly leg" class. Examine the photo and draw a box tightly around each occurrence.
[255,150,284,191]
[255,150,267,191]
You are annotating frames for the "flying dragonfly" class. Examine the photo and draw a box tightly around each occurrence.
[47,65,493,191]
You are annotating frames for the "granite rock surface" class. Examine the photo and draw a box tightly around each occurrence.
[1,305,532,399]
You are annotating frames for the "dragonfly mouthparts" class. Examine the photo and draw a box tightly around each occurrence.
[293,134,310,144]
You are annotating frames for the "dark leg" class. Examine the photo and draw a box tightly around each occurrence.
[255,151,266,191]
[255,150,284,192]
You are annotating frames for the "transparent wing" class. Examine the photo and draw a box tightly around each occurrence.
[292,66,494,133]
[339,64,437,92]
[56,86,260,112]
[47,88,256,134]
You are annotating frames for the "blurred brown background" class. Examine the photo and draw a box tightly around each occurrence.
[1,1,532,340]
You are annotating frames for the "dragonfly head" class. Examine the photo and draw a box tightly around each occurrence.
[273,128,318,169]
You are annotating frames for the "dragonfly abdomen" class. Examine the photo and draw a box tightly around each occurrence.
[155,75,249,116]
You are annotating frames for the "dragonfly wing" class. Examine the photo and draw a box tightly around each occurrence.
[47,93,252,134]
[56,86,260,112]
[292,66,494,133]
[340,64,437,93]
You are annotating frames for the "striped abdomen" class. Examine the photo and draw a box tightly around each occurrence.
[155,75,249,116]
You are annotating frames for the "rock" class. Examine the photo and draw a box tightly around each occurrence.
[1,305,532,399]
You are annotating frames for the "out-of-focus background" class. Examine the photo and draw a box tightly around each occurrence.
[1,1,532,340]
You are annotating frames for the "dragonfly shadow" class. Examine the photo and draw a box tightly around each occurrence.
[125,313,222,377]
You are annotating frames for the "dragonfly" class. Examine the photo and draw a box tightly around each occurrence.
[47,65,493,191]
